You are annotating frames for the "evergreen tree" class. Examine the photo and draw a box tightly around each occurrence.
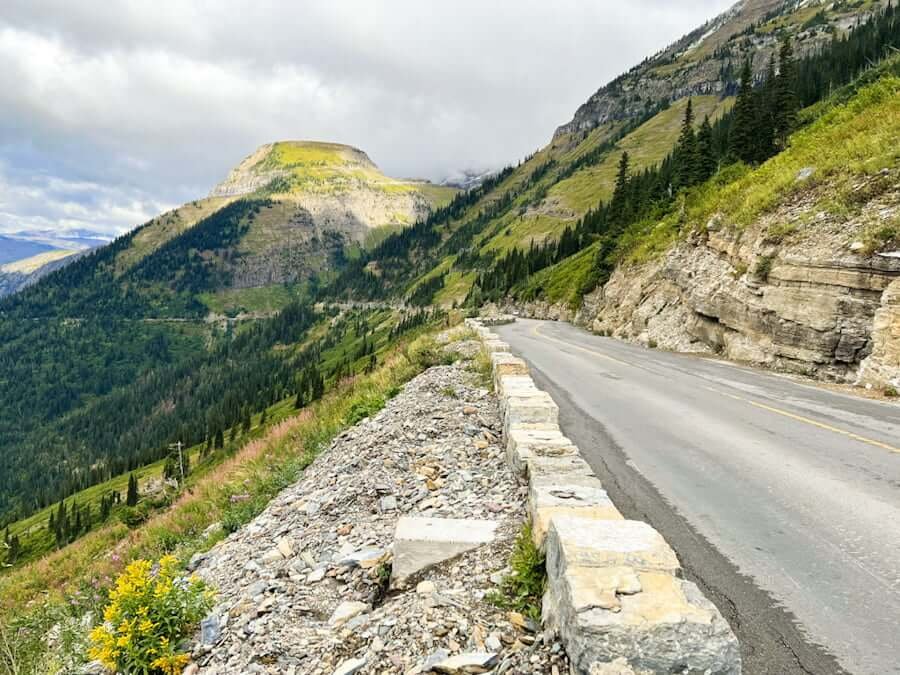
[773,37,799,148]
[729,60,757,163]
[214,429,225,449]
[610,152,632,222]
[673,98,701,189]
[696,115,717,181]
[126,474,139,507]
[754,53,778,162]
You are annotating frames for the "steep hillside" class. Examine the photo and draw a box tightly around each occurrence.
[556,0,888,137]
[324,0,898,392]
[581,77,900,384]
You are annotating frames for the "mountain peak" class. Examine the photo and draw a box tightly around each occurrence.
[209,140,379,198]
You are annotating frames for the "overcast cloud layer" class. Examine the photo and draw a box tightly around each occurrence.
[0,0,734,239]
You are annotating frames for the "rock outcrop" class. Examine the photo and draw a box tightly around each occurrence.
[579,174,900,388]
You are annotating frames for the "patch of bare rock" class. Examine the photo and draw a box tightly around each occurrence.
[191,336,569,674]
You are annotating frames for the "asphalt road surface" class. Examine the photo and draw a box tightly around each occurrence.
[495,319,900,675]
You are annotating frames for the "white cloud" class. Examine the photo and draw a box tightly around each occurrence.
[0,0,735,237]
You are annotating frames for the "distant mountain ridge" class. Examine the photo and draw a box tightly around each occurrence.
[0,236,55,265]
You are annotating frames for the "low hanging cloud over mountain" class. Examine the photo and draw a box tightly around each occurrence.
[0,0,733,238]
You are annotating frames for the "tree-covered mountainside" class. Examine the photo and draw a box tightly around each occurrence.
[0,145,455,527]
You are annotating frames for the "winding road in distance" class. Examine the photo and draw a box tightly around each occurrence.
[495,319,900,675]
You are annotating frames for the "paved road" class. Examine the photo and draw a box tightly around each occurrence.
[496,319,900,675]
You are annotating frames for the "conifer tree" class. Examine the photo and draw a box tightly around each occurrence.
[729,60,757,164]
[754,53,778,162]
[126,474,139,507]
[773,37,799,148]
[214,429,225,449]
[674,98,701,189]
[610,152,631,222]
[697,115,717,181]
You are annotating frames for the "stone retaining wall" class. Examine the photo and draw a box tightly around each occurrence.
[466,318,741,675]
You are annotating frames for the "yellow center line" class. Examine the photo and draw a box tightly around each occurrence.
[530,322,900,455]
[532,322,634,367]
[702,385,900,454]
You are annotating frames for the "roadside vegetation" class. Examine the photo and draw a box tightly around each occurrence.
[0,316,455,673]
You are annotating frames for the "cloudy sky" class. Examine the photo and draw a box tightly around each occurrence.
[0,0,733,240]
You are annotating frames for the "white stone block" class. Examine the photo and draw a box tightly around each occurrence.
[529,477,624,549]
[506,427,579,477]
[545,515,680,577]
[503,393,559,434]
[391,517,499,587]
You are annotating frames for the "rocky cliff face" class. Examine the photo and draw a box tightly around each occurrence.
[578,172,900,388]
[555,0,881,138]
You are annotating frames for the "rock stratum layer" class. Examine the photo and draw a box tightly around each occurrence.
[581,173,900,388]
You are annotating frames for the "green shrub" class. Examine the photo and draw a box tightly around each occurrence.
[885,386,898,398]
[344,394,387,426]
[89,555,213,675]
[487,523,546,621]
[755,254,775,281]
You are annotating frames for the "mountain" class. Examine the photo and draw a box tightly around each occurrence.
[0,140,455,524]
[0,236,57,265]
[0,248,84,297]
[555,0,883,137]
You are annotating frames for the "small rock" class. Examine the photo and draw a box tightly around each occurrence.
[422,649,451,669]
[183,665,200,675]
[507,612,527,631]
[79,661,106,675]
[463,406,477,415]
[849,241,865,252]
[332,656,367,675]
[261,548,283,564]
[338,547,389,569]
[796,166,815,181]
[416,580,437,594]
[379,495,398,511]
[328,601,369,628]
[200,614,221,645]
[307,568,326,583]
[277,537,294,559]
[432,652,499,673]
